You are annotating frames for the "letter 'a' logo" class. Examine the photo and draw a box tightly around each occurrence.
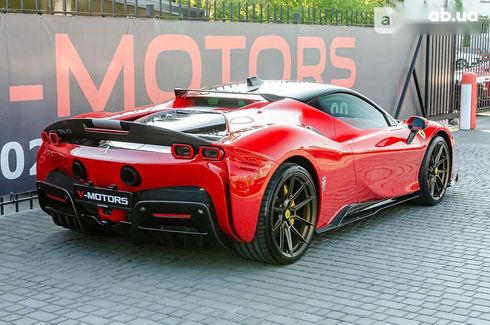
[77,190,85,198]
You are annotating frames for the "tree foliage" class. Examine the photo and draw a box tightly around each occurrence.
[266,0,387,10]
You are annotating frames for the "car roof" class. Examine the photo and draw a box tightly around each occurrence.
[206,80,346,104]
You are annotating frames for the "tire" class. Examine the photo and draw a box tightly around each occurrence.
[234,163,318,264]
[415,136,451,206]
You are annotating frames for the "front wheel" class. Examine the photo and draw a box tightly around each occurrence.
[416,136,451,206]
[234,163,318,264]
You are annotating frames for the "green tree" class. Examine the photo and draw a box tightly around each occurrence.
[267,0,387,10]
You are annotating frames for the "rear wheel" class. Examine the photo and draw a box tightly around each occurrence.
[416,136,451,206]
[234,163,318,264]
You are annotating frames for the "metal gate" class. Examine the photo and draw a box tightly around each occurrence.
[422,20,490,120]
[425,34,458,120]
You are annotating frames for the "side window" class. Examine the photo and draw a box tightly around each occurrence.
[314,93,389,129]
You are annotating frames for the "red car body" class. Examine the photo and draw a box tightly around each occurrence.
[36,80,457,254]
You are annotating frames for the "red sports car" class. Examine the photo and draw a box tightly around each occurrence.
[37,78,457,264]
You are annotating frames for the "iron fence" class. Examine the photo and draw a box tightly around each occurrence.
[424,34,458,120]
[0,0,375,26]
[424,20,490,120]
[453,20,490,115]
[0,191,38,216]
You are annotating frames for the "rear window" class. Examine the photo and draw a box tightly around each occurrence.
[190,96,253,108]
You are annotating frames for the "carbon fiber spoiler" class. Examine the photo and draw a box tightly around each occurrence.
[174,88,284,102]
[44,118,213,147]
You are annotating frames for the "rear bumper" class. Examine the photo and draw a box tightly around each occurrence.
[37,180,231,248]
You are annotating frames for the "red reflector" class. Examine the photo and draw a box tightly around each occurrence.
[152,213,192,219]
[49,132,61,146]
[199,146,225,161]
[171,144,195,159]
[46,193,67,203]
[41,131,49,143]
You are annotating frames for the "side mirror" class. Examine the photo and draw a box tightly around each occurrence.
[406,116,428,144]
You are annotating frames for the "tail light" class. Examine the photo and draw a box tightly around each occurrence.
[48,132,61,146]
[41,131,49,143]
[171,144,195,159]
[152,213,192,219]
[199,146,225,161]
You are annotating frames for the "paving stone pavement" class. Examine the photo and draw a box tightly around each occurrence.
[1,114,490,325]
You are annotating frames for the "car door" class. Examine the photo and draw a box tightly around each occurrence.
[312,92,425,203]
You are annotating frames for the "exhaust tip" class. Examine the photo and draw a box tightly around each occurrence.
[121,166,141,187]
[72,160,87,180]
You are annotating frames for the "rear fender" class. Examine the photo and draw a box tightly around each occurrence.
[224,125,327,242]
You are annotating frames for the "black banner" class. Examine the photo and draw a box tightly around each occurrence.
[0,14,422,195]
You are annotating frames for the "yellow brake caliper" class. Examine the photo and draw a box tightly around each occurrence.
[289,200,295,226]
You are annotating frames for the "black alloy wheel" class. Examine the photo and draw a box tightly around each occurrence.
[416,136,451,206]
[234,163,318,264]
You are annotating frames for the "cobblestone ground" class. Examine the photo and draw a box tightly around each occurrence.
[1,114,490,325]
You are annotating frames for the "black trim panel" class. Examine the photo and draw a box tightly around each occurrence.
[45,118,212,148]
[316,193,419,234]
[37,180,231,249]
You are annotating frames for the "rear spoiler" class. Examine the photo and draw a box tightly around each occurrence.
[174,88,284,102]
[44,118,213,148]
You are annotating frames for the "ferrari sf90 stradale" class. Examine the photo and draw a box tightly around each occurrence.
[37,78,457,264]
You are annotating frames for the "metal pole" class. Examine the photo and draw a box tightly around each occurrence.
[222,0,225,21]
[266,2,269,23]
[14,194,19,213]
[230,0,233,21]
[238,1,241,22]
[424,35,430,116]
[413,70,427,117]
[259,0,262,23]
[394,35,424,119]
[245,1,248,21]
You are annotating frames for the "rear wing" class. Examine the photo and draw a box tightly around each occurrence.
[174,88,284,102]
[44,118,213,148]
